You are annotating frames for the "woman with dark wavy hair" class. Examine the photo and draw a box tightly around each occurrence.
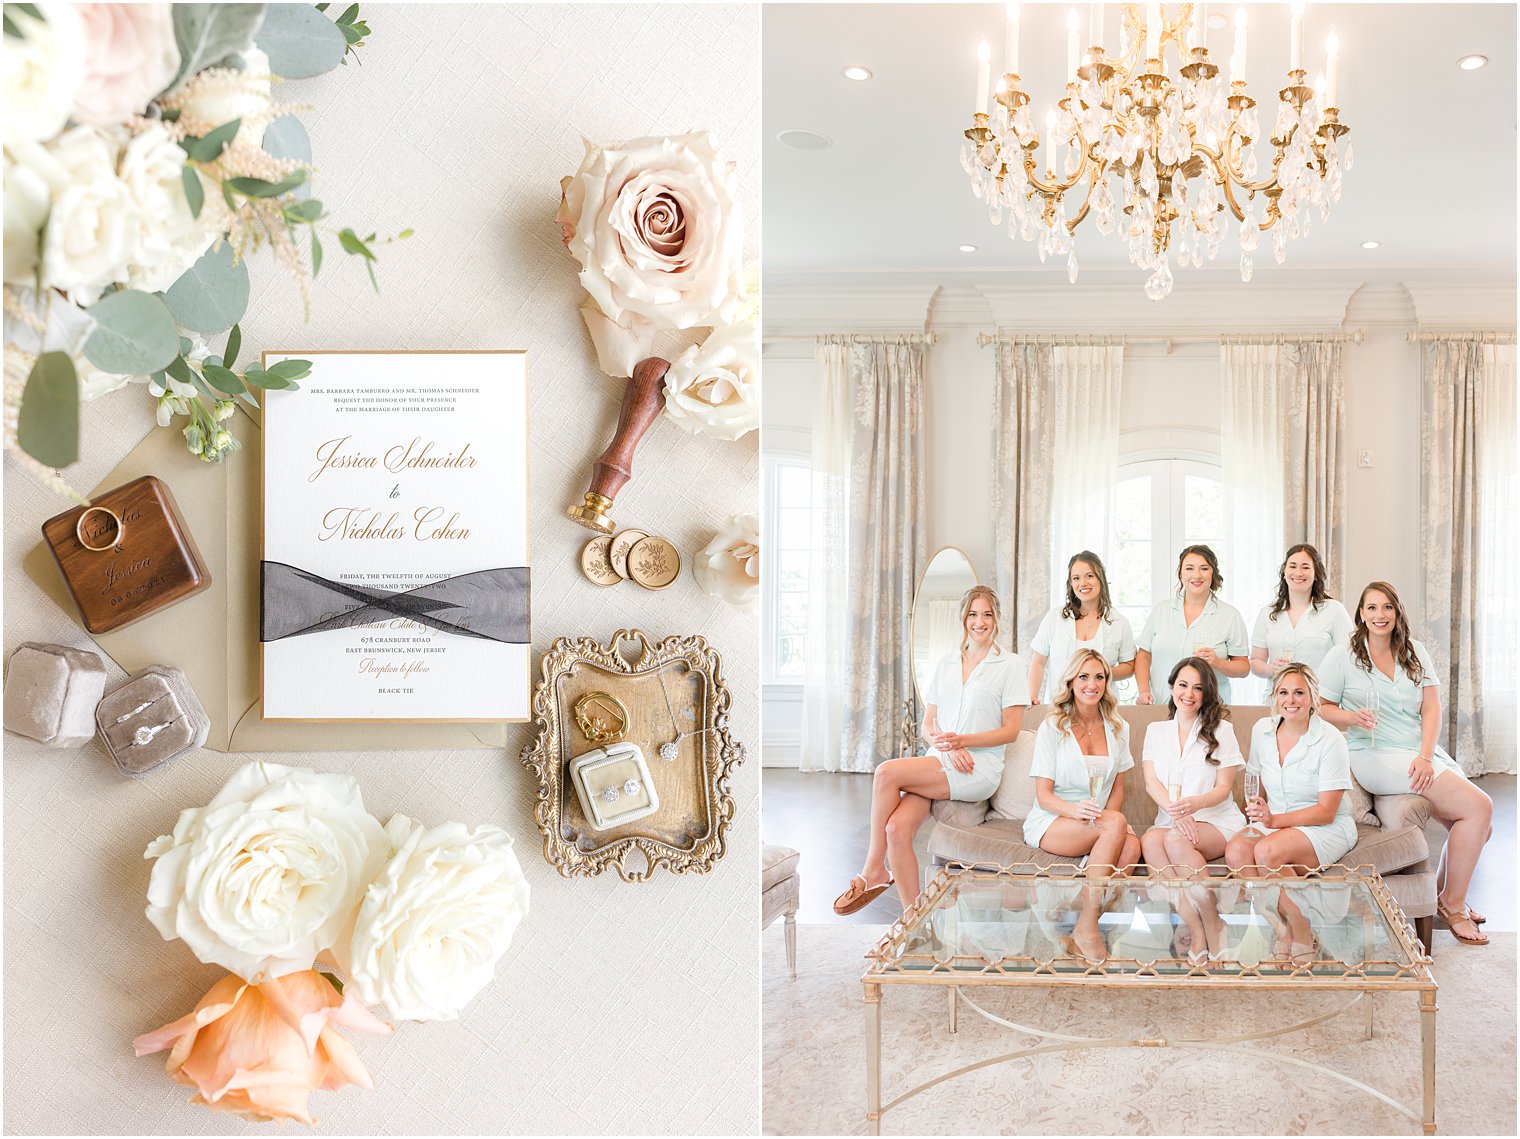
[1135,544,1250,705]
[1027,550,1137,704]
[1250,544,1354,679]
[1318,582,1494,946]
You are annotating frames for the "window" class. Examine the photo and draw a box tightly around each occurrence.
[764,453,811,685]
[1110,458,1224,636]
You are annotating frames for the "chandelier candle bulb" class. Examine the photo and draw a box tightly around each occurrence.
[1145,2,1161,60]
[1326,30,1340,105]
[1006,4,1020,73]
[1290,2,1304,73]
[1234,7,1247,83]
[976,39,991,114]
[1068,9,1080,75]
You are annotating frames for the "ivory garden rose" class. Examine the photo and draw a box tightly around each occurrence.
[692,512,760,612]
[71,2,179,127]
[1,0,83,145]
[144,762,388,983]
[663,320,759,441]
[338,815,531,1022]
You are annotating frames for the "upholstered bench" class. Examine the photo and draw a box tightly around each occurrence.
[762,844,801,978]
[927,704,1437,949]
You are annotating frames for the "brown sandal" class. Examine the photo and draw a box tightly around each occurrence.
[833,874,894,916]
[1468,906,1487,925]
[1437,900,1489,946]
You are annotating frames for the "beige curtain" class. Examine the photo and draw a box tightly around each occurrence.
[1283,341,1346,599]
[1420,339,1517,775]
[991,342,1054,654]
[801,338,927,772]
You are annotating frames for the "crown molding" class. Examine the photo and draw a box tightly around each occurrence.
[761,281,936,336]
[1343,283,1416,326]
[1404,279,1517,330]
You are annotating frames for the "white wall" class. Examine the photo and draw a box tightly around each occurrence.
[761,272,1515,763]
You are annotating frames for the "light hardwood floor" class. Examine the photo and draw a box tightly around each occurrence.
[763,768,1517,933]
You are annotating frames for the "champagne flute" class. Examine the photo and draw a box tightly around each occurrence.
[1243,771,1262,832]
[1085,759,1107,828]
[1366,688,1380,749]
[1166,762,1182,815]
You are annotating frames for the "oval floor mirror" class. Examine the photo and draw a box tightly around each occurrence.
[910,547,978,713]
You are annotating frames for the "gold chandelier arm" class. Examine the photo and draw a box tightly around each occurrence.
[1065,162,1107,232]
[1020,127,1093,197]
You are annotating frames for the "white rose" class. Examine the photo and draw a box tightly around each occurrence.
[144,762,388,984]
[119,122,223,292]
[33,125,139,305]
[663,321,758,441]
[169,47,273,148]
[692,513,759,612]
[558,131,746,375]
[2,147,52,281]
[338,814,530,1022]
[2,1,84,145]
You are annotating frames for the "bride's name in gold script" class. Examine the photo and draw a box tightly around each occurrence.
[308,436,478,482]
[319,507,472,541]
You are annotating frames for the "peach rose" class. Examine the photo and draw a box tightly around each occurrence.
[133,970,391,1125]
[72,3,179,126]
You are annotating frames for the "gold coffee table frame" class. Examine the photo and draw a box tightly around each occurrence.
[862,863,1437,1135]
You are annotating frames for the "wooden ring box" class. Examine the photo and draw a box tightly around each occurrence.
[41,475,211,635]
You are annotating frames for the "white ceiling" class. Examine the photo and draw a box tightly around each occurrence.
[763,2,1518,286]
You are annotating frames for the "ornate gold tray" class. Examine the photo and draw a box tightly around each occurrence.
[520,629,746,881]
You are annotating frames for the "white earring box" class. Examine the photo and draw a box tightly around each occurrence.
[569,741,660,830]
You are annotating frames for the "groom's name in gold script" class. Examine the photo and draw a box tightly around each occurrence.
[308,435,478,481]
[319,507,472,541]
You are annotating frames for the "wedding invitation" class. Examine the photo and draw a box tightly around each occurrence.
[260,351,530,721]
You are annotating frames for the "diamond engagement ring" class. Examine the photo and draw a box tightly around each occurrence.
[129,718,178,746]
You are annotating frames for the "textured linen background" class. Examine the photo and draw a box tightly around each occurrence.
[2,5,760,1134]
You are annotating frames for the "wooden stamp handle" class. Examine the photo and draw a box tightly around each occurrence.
[588,357,668,502]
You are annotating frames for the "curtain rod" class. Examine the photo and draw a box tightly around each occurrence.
[976,330,1365,348]
[764,332,938,345]
[1405,330,1516,344]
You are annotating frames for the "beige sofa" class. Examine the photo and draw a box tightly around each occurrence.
[927,704,1438,949]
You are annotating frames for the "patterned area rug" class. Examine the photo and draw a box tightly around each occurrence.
[763,925,1516,1136]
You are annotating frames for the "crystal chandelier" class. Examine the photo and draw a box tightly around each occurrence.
[959,3,1352,299]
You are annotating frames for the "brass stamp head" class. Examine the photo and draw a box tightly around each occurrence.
[567,492,616,534]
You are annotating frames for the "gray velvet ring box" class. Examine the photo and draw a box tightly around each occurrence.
[3,641,107,747]
[95,665,209,776]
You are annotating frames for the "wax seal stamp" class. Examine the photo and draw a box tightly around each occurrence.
[626,535,680,590]
[567,357,669,534]
[579,535,621,586]
[608,529,648,579]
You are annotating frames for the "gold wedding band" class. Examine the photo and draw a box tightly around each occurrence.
[76,505,124,551]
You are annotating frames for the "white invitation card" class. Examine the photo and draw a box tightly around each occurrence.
[260,351,529,721]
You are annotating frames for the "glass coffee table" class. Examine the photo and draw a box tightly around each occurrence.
[862,864,1437,1135]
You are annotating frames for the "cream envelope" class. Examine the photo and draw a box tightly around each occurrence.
[24,413,511,753]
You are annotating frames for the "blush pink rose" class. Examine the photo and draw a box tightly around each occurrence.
[72,3,180,126]
[133,970,391,1124]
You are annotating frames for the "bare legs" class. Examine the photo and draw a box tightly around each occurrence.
[1039,813,1142,962]
[857,756,952,912]
[1143,823,1227,959]
[1424,772,1493,943]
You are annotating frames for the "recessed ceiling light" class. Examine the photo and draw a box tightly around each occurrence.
[959,244,978,253]
[777,129,833,151]
[1206,13,1228,29]
[1457,54,1488,71]
[1361,240,1381,250]
[843,65,873,81]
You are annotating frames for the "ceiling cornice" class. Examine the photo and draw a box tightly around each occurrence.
[1404,281,1517,329]
[760,283,936,336]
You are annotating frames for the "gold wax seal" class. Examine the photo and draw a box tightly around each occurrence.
[579,535,620,586]
[573,691,629,744]
[627,534,680,590]
[608,529,648,580]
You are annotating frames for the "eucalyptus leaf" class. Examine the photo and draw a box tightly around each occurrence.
[262,114,312,200]
[83,290,179,374]
[181,165,204,219]
[339,228,374,260]
[243,368,294,390]
[224,323,241,370]
[266,358,311,381]
[310,230,323,277]
[18,352,78,467]
[4,14,20,37]
[189,118,241,163]
[336,3,358,23]
[237,388,261,408]
[163,242,250,333]
[201,363,244,394]
[255,3,345,78]
[226,170,306,197]
[168,4,267,92]
[168,356,215,400]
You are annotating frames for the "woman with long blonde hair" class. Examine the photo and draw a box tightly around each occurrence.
[1022,649,1139,963]
[833,584,1028,916]
[1317,582,1494,945]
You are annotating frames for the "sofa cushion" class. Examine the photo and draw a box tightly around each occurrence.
[927,814,1074,870]
[931,797,990,827]
[761,844,800,893]
[988,729,1038,822]
[761,875,799,928]
[1330,823,1430,877]
[1372,793,1432,832]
